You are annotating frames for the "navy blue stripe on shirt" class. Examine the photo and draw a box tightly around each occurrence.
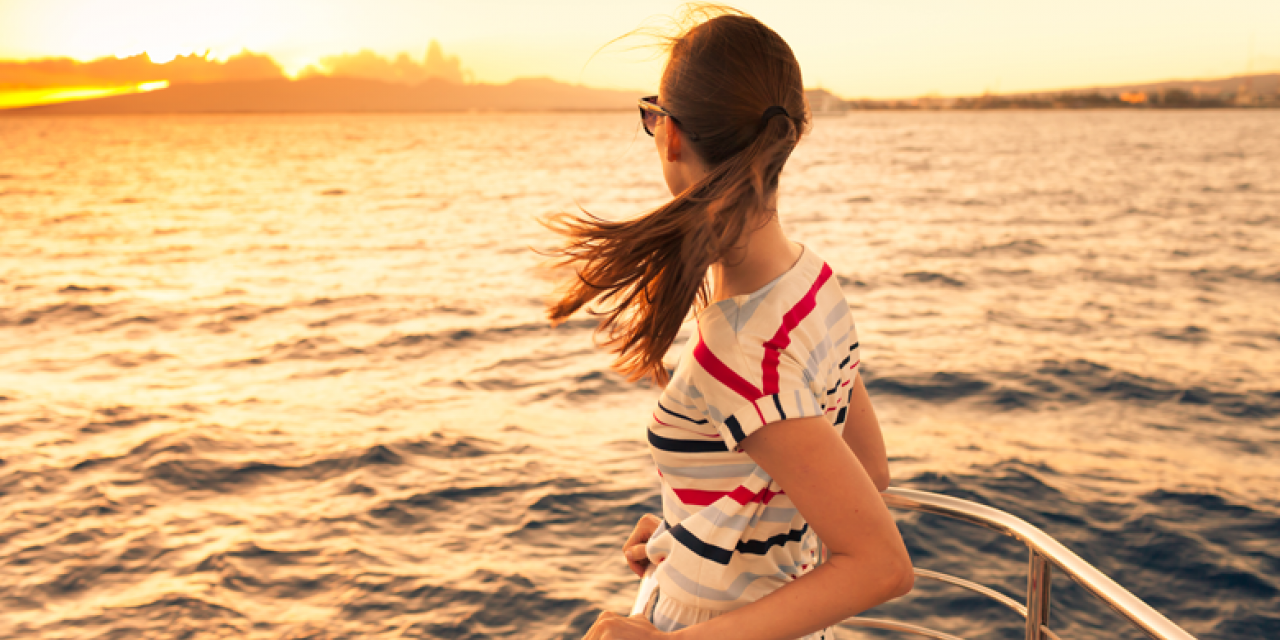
[669,523,810,566]
[772,395,787,421]
[648,429,730,453]
[659,401,709,425]
[724,415,747,444]
[736,523,809,555]
[849,342,859,351]
[670,523,734,565]
[836,384,854,425]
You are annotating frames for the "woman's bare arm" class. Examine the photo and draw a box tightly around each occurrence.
[670,415,914,640]
[841,374,891,491]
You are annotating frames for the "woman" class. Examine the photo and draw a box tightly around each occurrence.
[546,7,914,639]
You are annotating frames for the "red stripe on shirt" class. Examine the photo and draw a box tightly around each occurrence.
[761,263,833,395]
[734,485,784,505]
[673,485,786,506]
[694,325,762,401]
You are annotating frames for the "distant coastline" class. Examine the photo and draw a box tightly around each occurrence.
[2,72,1277,115]
[841,73,1280,110]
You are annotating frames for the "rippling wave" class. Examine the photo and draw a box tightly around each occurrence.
[1,111,1277,638]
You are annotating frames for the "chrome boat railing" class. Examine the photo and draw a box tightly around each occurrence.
[838,487,1198,640]
[629,487,1198,639]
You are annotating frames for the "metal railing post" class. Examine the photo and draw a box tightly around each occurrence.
[1025,550,1052,639]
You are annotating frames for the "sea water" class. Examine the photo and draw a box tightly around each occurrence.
[1,110,1277,638]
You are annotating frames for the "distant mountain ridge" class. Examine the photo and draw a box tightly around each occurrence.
[1,76,640,114]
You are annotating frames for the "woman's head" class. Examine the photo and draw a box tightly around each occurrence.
[546,6,810,383]
[659,11,807,172]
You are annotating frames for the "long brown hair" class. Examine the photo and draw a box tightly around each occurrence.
[545,6,810,384]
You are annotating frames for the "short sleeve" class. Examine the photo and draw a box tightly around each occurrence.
[687,325,825,452]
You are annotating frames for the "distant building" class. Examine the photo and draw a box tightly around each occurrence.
[805,88,849,115]
[1234,81,1255,106]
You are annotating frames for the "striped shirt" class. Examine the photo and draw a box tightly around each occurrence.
[644,246,861,612]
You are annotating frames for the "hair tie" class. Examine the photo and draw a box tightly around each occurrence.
[759,105,790,130]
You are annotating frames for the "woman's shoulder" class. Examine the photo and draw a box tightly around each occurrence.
[697,248,849,351]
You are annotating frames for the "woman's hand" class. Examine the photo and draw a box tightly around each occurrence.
[622,514,662,577]
[583,611,668,639]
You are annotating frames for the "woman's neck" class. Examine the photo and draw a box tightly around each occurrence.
[710,211,803,302]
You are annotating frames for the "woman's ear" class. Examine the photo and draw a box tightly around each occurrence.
[664,121,683,163]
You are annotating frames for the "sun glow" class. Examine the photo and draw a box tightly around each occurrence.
[142,49,181,64]
[0,87,131,109]
[0,80,170,110]
[1,1,1277,103]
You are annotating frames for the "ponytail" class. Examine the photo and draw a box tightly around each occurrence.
[544,9,808,384]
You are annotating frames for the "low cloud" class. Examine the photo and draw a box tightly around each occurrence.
[0,50,284,89]
[1,41,469,91]
[302,40,469,85]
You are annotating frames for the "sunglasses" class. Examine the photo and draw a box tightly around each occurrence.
[638,95,700,141]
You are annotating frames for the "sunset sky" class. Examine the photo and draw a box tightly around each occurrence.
[1,0,1278,102]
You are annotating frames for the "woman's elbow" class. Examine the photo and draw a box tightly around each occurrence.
[887,555,915,599]
[863,552,914,604]
[865,551,913,602]
[830,548,914,607]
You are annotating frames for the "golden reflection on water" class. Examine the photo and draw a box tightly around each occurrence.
[1,111,1277,636]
